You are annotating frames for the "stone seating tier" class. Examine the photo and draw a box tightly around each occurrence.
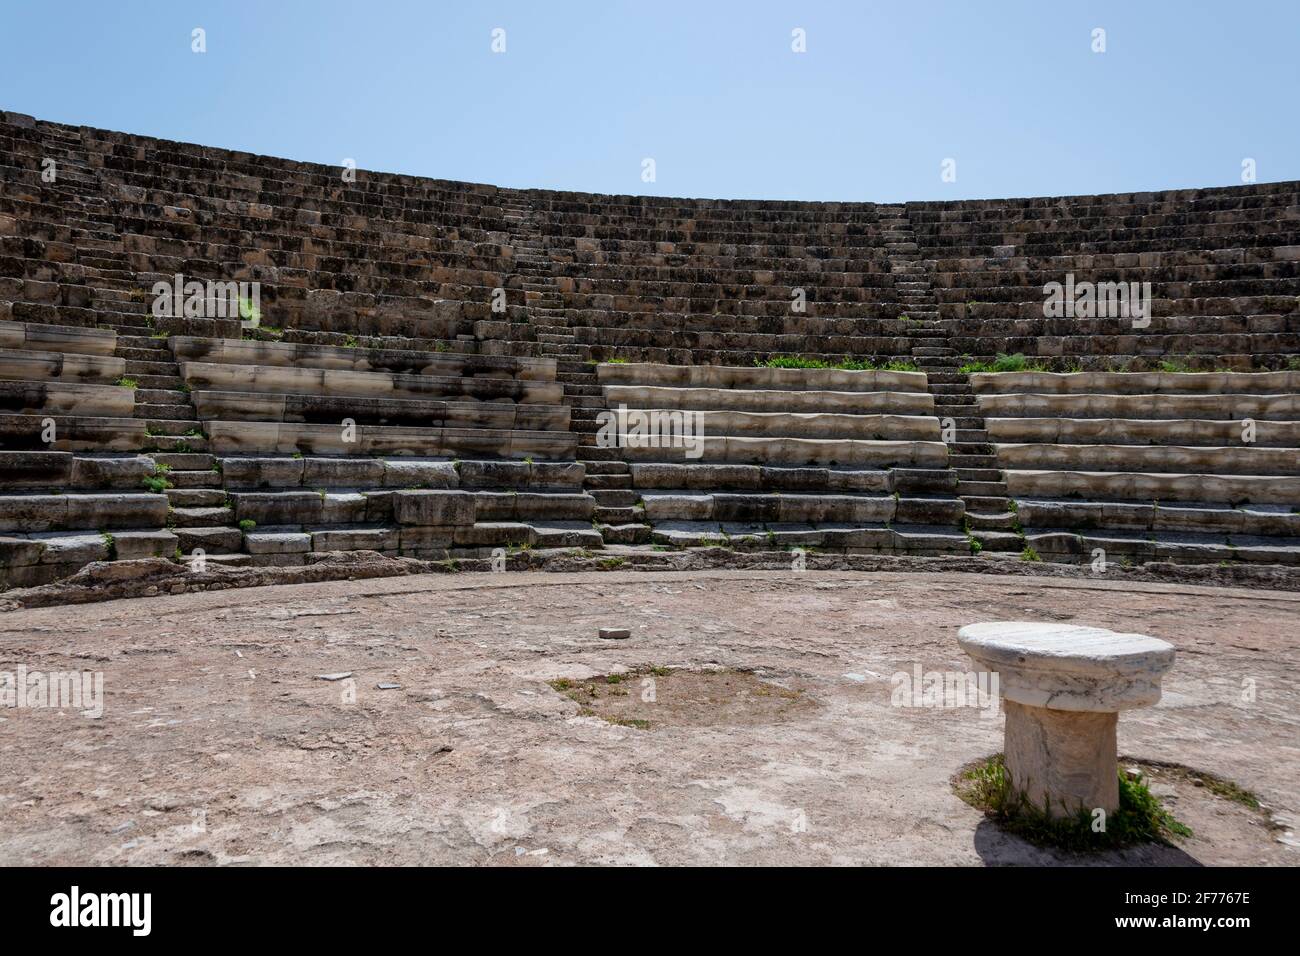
[971,371,1300,564]
[591,362,966,553]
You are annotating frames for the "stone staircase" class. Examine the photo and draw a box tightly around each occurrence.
[886,208,1021,554]
[502,197,646,545]
[101,321,238,556]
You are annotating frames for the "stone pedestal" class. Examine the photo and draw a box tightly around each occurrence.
[958,622,1175,819]
[1003,700,1118,814]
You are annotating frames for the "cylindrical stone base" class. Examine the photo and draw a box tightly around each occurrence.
[1003,699,1118,818]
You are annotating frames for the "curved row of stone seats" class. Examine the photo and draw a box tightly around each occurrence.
[500,325,917,369]
[191,392,567,430]
[0,491,166,529]
[0,346,125,384]
[0,379,132,417]
[0,320,116,355]
[204,457,600,565]
[908,186,1299,240]
[972,370,1300,564]
[203,421,575,459]
[167,337,555,380]
[986,416,1300,448]
[599,363,919,392]
[0,450,161,490]
[592,363,966,552]
[1,414,147,451]
[177,359,563,405]
[973,369,1300,395]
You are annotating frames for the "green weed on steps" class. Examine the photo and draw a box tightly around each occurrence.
[756,355,920,372]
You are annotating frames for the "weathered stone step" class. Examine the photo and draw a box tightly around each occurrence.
[165,488,227,507]
[965,511,1019,531]
[143,417,203,435]
[950,454,998,469]
[958,480,1007,497]
[116,335,171,350]
[145,434,209,453]
[102,314,151,329]
[135,403,196,420]
[152,452,214,470]
[580,460,629,475]
[972,530,1024,552]
[168,469,223,489]
[168,505,233,527]
[598,522,653,546]
[136,388,188,404]
[124,359,179,376]
[116,346,171,362]
[594,506,641,524]
[956,468,1003,483]
[130,374,185,390]
[585,474,634,490]
[962,494,1013,511]
[169,525,242,556]
[589,488,639,507]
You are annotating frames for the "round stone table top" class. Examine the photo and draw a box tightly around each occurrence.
[957,621,1176,711]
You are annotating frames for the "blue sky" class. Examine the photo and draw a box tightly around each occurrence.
[2,1,1296,202]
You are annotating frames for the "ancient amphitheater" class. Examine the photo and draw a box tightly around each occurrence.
[2,111,1298,587]
[1,112,1297,868]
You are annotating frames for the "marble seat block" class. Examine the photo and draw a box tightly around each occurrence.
[958,622,1175,817]
[392,490,476,526]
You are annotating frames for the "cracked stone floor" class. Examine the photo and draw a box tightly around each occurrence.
[0,569,1296,866]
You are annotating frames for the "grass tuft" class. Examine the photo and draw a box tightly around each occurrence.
[756,355,919,372]
[959,353,1050,374]
[956,754,1191,851]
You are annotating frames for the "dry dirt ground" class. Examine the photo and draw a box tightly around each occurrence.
[0,569,1297,866]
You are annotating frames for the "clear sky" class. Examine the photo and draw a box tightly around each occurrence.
[2,1,1296,202]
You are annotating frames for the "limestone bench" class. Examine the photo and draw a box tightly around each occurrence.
[190,392,569,431]
[179,362,564,404]
[0,348,126,384]
[0,320,116,356]
[168,336,556,381]
[958,621,1175,817]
